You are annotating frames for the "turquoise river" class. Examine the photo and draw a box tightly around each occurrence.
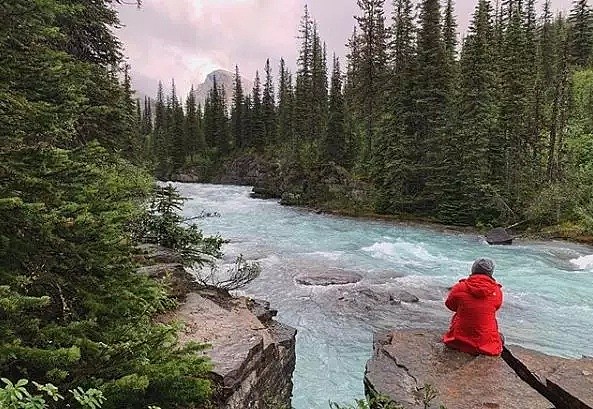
[176,183,593,408]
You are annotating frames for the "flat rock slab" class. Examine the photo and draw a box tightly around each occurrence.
[508,345,593,408]
[365,330,553,409]
[295,270,363,286]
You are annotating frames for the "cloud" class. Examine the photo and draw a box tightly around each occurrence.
[116,0,571,99]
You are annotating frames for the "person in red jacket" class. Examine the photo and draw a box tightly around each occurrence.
[443,258,504,356]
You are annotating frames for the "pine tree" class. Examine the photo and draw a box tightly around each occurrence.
[294,5,315,145]
[142,96,153,136]
[323,56,347,166]
[311,27,329,142]
[153,81,169,174]
[0,1,212,407]
[168,79,186,174]
[411,0,450,213]
[352,0,388,159]
[446,0,500,224]
[373,0,416,213]
[251,71,265,150]
[277,58,295,147]
[185,86,204,158]
[498,2,531,207]
[203,76,230,155]
[568,0,593,67]
[263,59,276,146]
[231,65,245,149]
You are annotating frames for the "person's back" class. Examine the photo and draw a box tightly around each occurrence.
[443,258,503,356]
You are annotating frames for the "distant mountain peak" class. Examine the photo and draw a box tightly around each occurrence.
[192,69,253,106]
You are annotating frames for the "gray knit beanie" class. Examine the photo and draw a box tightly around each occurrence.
[471,258,495,276]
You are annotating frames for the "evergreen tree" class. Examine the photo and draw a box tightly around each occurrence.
[231,65,245,149]
[242,95,254,149]
[446,0,499,223]
[323,56,347,165]
[311,26,329,142]
[352,0,388,159]
[251,71,265,149]
[168,79,186,174]
[294,5,315,144]
[411,0,450,212]
[203,76,230,155]
[373,0,416,213]
[263,59,277,146]
[568,0,593,67]
[185,86,204,158]
[277,58,295,147]
[153,81,169,175]
[142,96,153,136]
[0,1,212,407]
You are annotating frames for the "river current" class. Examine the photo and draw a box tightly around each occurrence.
[175,183,593,408]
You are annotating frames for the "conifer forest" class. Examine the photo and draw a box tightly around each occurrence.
[145,0,593,231]
[2,0,593,408]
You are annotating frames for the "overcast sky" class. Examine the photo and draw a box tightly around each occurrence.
[116,0,571,98]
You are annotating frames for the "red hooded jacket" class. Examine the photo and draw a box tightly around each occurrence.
[442,274,503,356]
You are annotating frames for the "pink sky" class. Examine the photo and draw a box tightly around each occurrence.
[116,0,572,98]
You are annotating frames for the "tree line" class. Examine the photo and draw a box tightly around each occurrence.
[142,0,593,230]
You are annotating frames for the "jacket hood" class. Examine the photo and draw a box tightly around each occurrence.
[461,274,501,299]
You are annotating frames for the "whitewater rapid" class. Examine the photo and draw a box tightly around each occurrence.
[176,183,593,408]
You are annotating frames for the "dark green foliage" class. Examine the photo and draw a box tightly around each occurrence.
[323,56,348,166]
[203,75,231,155]
[263,59,277,146]
[277,58,295,148]
[130,185,225,266]
[1,1,213,408]
[231,65,246,149]
[350,0,388,160]
[568,0,593,67]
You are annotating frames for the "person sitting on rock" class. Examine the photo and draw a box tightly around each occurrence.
[443,258,504,356]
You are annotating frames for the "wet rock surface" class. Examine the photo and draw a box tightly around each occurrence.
[296,270,364,286]
[485,227,513,245]
[365,330,554,409]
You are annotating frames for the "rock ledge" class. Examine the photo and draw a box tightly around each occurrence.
[365,330,593,409]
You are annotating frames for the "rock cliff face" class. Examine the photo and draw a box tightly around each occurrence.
[176,290,296,409]
[365,330,593,409]
[137,245,297,409]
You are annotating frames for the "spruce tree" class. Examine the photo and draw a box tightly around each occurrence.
[277,58,295,147]
[311,26,329,143]
[263,59,276,146]
[251,71,265,150]
[231,65,245,149]
[294,5,314,145]
[568,0,593,67]
[352,0,388,159]
[373,0,416,213]
[0,1,212,407]
[185,86,204,158]
[323,56,347,166]
[169,80,186,174]
[411,0,449,213]
[447,0,499,224]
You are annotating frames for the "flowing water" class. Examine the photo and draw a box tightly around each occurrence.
[175,183,593,408]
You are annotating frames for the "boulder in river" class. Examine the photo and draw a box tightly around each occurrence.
[485,227,513,245]
[295,270,363,286]
[365,330,593,409]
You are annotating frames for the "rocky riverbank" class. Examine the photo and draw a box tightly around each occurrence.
[136,244,297,409]
[365,330,593,409]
